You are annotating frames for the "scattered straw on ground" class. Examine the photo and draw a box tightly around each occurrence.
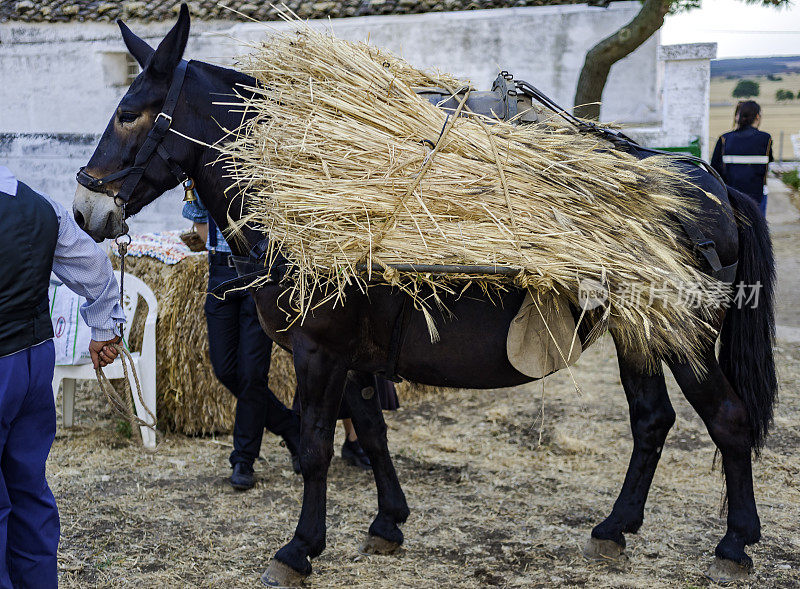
[222,19,729,371]
[51,341,800,588]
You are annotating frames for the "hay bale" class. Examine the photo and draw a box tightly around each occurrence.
[224,21,729,371]
[113,254,296,434]
[115,252,431,434]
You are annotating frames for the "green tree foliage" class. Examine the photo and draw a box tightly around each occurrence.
[776,89,795,101]
[732,79,760,98]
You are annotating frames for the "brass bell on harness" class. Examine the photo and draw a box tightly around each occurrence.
[183,177,199,203]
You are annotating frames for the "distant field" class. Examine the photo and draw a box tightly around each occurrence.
[710,73,800,160]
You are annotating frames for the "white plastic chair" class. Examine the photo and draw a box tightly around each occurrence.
[52,271,158,449]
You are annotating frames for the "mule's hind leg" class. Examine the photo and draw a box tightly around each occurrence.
[668,353,760,581]
[586,337,675,561]
[344,372,410,555]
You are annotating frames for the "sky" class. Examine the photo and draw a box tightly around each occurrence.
[661,0,800,58]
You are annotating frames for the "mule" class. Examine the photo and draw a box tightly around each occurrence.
[72,6,777,586]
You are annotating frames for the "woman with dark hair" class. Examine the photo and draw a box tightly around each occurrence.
[711,100,773,214]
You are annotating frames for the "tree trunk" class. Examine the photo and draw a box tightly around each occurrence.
[574,0,672,120]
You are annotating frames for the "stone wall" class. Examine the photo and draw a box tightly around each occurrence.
[0,133,187,235]
[625,43,717,160]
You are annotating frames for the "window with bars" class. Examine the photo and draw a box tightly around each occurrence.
[102,52,142,87]
[125,54,141,84]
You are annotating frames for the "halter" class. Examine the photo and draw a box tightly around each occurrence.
[76,60,191,205]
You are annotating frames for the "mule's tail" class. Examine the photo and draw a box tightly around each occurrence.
[719,187,777,454]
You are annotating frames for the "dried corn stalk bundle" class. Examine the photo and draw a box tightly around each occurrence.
[224,21,728,371]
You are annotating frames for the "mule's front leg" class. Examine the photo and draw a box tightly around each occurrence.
[586,341,676,562]
[262,339,347,587]
[344,373,409,555]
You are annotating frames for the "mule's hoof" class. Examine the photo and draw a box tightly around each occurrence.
[261,559,307,588]
[583,537,626,562]
[359,534,402,555]
[705,557,752,583]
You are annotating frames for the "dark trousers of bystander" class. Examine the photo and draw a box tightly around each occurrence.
[0,340,59,589]
[205,258,298,468]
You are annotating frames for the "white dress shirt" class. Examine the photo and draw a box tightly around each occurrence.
[0,165,125,341]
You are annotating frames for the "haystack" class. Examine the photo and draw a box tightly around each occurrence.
[112,254,296,434]
[115,250,428,434]
[224,21,729,371]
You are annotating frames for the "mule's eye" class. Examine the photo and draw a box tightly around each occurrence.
[119,111,140,124]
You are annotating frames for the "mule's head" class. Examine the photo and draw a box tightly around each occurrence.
[74,4,194,241]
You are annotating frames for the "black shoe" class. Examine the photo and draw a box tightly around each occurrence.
[342,438,371,471]
[229,462,255,491]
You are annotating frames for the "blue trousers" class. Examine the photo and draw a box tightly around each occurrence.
[0,341,59,589]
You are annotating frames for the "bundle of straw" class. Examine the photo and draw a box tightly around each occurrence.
[224,21,728,371]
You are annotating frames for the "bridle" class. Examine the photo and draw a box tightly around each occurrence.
[74,60,196,361]
[76,60,193,206]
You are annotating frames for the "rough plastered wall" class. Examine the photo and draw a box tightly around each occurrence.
[0,4,661,232]
[625,43,717,161]
[229,4,661,125]
[0,19,228,232]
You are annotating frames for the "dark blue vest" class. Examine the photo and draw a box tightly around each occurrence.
[0,181,59,357]
[712,127,772,202]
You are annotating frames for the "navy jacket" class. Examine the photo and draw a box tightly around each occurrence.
[711,127,773,202]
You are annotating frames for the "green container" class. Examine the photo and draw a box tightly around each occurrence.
[655,138,701,159]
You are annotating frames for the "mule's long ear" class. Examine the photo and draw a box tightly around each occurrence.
[148,3,190,79]
[118,20,154,68]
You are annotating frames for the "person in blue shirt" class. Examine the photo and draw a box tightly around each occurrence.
[711,100,773,214]
[183,197,301,490]
[1,165,124,589]
[183,199,399,474]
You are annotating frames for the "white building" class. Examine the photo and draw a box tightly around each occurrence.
[0,1,714,233]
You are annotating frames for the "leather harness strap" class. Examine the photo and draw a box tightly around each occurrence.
[677,216,738,283]
[384,295,410,383]
[76,60,191,203]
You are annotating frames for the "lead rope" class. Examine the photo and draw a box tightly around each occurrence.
[94,224,157,443]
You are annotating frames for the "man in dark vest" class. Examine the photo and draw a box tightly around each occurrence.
[183,198,301,490]
[0,165,125,588]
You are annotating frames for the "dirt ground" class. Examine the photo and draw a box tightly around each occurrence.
[50,186,800,588]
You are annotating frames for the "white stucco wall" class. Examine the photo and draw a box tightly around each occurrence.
[625,43,717,160]
[0,4,670,233]
[0,4,660,133]
[230,4,661,125]
[0,19,228,233]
